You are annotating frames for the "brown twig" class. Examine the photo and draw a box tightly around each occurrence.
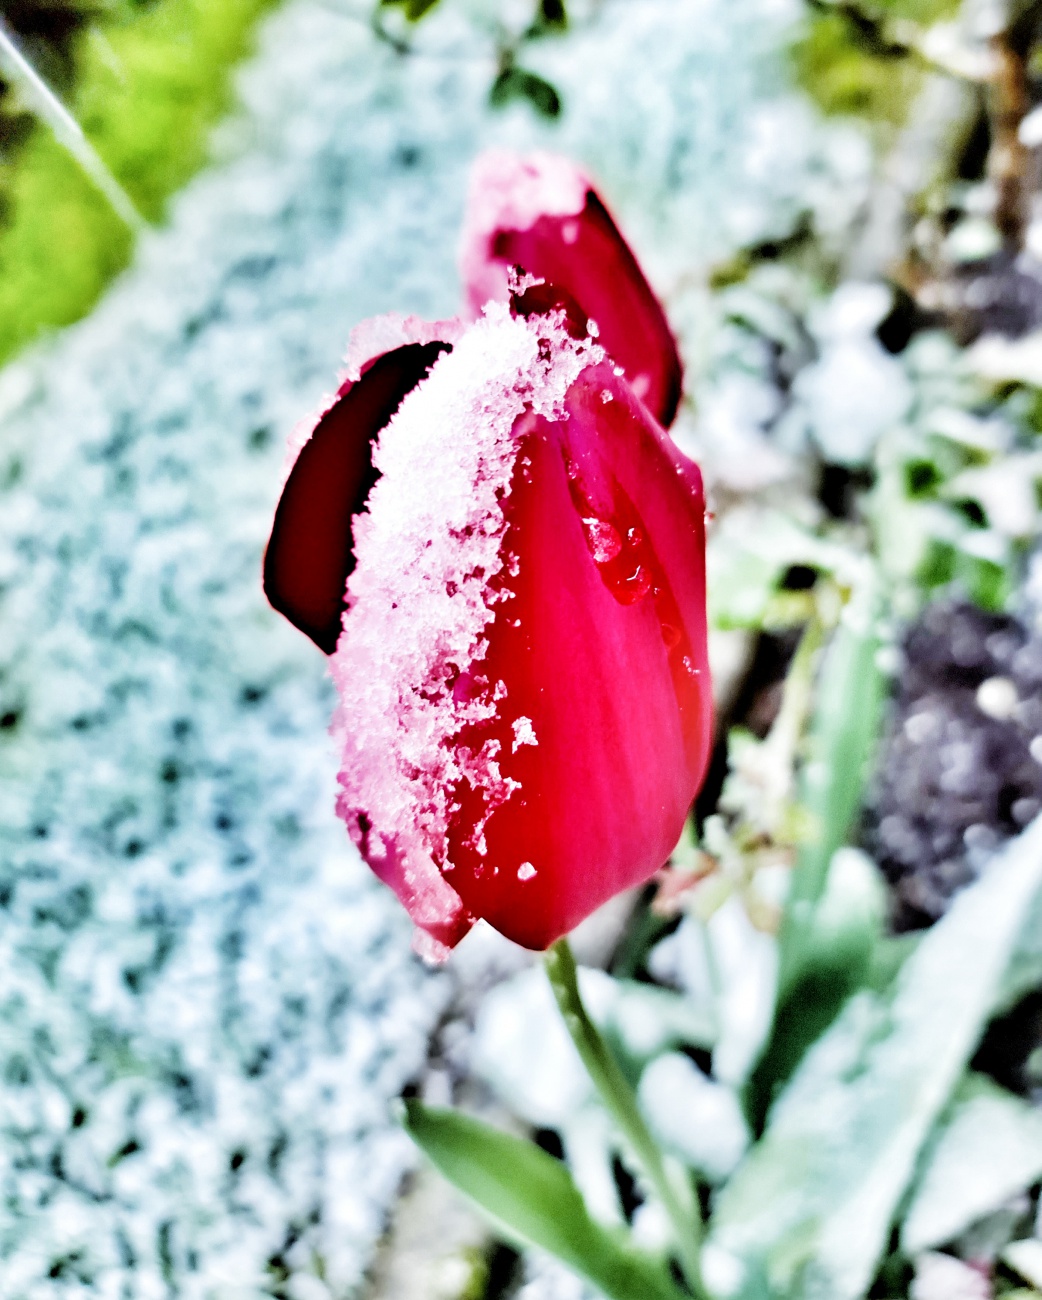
[988,25,1032,249]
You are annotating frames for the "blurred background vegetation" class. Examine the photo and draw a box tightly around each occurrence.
[11,0,1042,1295]
[0,0,1033,366]
[0,0,276,364]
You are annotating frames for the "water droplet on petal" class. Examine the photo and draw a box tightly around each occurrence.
[561,221,579,245]
[613,563,651,604]
[582,517,623,563]
[600,389,613,404]
[517,861,537,881]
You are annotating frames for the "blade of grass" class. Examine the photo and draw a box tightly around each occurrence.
[0,18,144,234]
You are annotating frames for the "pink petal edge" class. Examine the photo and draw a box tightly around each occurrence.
[459,151,590,321]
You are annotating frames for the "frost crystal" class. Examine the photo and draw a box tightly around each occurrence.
[330,305,600,941]
[511,716,538,752]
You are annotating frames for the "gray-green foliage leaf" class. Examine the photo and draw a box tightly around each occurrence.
[706,814,1042,1300]
[1000,878,1042,1012]
[748,593,886,1123]
[472,964,716,1132]
[402,1100,686,1300]
[902,1074,1042,1255]
[706,509,848,630]
[639,1052,750,1183]
[746,847,889,1129]
[606,976,718,1065]
[780,609,886,990]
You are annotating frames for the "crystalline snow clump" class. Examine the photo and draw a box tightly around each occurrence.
[330,304,600,951]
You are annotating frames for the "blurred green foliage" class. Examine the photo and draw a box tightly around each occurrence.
[0,0,277,366]
[376,0,567,117]
[792,0,960,126]
[793,10,919,124]
[378,0,443,23]
[0,0,569,367]
[489,62,562,118]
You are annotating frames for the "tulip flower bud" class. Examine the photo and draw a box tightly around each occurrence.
[460,150,684,429]
[265,304,710,958]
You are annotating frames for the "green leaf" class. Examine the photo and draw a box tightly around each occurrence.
[489,66,562,118]
[530,0,568,34]
[707,814,1042,1300]
[746,847,887,1127]
[380,0,442,20]
[747,609,887,1124]
[792,10,921,127]
[1001,881,1042,1011]
[781,615,886,966]
[902,1074,1042,1255]
[956,548,1013,612]
[402,1100,686,1300]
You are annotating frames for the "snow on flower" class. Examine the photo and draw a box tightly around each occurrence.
[266,277,710,959]
[460,150,684,428]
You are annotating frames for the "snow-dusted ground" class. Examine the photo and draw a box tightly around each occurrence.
[0,0,865,1292]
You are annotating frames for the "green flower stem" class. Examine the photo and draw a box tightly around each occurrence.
[545,938,707,1299]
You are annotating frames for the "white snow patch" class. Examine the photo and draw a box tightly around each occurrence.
[331,307,598,938]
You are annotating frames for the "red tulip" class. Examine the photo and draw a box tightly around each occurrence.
[460,150,684,429]
[264,303,711,958]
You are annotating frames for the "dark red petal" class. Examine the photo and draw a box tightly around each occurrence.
[508,277,590,340]
[263,340,451,653]
[444,362,711,950]
[491,193,682,426]
[462,152,684,427]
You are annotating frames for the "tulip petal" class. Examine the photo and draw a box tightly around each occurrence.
[329,306,599,955]
[461,150,684,428]
[264,317,459,653]
[445,361,711,949]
